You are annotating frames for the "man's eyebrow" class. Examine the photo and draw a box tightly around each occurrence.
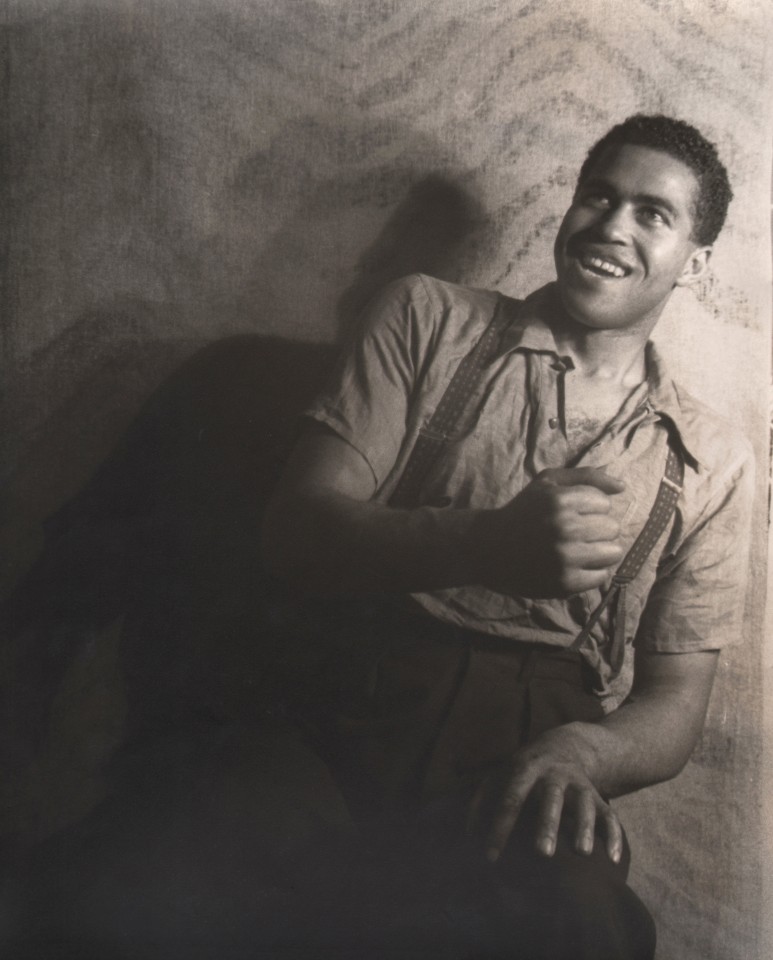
[578,179,680,218]
[634,193,679,218]
[577,177,611,195]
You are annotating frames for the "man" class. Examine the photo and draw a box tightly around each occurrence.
[262,115,753,958]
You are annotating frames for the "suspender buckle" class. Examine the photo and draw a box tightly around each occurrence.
[662,475,682,494]
[418,426,449,443]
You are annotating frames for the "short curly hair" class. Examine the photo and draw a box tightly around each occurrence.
[577,115,733,246]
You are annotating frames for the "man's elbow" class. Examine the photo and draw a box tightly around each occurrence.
[655,747,693,785]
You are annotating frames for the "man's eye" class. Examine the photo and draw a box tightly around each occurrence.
[581,192,610,208]
[640,207,666,224]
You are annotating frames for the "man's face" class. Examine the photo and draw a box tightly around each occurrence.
[553,143,711,334]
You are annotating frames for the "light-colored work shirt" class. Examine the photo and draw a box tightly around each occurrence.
[305,274,754,710]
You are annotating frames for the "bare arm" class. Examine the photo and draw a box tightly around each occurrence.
[476,646,719,862]
[261,424,626,598]
[262,427,490,593]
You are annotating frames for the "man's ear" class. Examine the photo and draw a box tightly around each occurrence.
[675,246,712,287]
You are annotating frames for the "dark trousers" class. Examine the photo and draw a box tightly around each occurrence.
[289,599,656,960]
[4,600,656,960]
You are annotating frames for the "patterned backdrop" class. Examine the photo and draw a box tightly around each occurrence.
[2,2,771,958]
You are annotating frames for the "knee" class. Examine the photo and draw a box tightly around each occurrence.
[489,813,655,960]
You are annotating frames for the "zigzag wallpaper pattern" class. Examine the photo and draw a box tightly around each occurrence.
[2,2,772,958]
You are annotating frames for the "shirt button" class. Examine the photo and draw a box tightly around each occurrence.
[548,417,559,429]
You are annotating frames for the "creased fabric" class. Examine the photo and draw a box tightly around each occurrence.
[305,273,754,710]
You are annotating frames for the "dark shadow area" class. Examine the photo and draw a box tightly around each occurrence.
[336,173,486,333]
[1,334,335,791]
[0,167,485,797]
[0,335,381,956]
[1,107,489,943]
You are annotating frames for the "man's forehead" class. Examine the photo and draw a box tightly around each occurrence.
[578,142,700,208]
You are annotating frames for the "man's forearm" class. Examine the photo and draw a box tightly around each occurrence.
[531,648,720,800]
[262,487,489,594]
[551,705,694,802]
[262,430,626,598]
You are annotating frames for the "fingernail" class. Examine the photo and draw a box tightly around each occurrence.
[486,847,500,863]
[539,839,555,857]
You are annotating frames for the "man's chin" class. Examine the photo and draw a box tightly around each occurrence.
[556,284,621,330]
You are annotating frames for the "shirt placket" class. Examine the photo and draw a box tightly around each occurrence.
[528,353,573,475]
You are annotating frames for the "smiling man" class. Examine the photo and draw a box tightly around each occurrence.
[263,115,753,959]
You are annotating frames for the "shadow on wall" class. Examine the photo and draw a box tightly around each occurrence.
[336,174,486,333]
[4,0,489,513]
[2,162,485,570]
[0,172,484,844]
[229,166,488,340]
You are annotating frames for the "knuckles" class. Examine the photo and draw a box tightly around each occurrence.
[492,472,625,599]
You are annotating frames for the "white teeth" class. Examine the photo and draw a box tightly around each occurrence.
[584,256,626,278]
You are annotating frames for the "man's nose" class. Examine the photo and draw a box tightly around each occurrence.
[594,204,632,242]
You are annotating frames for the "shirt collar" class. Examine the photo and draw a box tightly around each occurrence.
[641,341,703,469]
[500,282,704,469]
[500,283,566,355]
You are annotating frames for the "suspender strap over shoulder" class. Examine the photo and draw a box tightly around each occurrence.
[388,300,512,509]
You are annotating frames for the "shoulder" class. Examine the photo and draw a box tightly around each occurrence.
[405,273,501,311]
[670,381,754,481]
[356,274,509,362]
[385,273,508,343]
[372,273,502,317]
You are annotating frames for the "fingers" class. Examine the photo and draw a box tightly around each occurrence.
[535,782,565,857]
[557,539,624,571]
[546,467,626,496]
[484,774,531,863]
[554,484,619,516]
[490,466,627,599]
[556,570,614,595]
[547,537,623,596]
[541,788,622,865]
[573,789,597,855]
[602,806,624,864]
[477,768,623,865]
[540,471,624,526]
[562,514,621,542]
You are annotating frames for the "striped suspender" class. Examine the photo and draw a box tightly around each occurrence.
[388,299,513,509]
[387,299,685,675]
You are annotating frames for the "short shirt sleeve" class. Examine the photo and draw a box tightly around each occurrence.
[303,274,434,488]
[634,441,755,653]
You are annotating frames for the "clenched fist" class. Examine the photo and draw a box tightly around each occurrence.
[478,467,625,598]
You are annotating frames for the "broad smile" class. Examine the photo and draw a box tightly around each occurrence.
[577,253,631,279]
[567,238,636,280]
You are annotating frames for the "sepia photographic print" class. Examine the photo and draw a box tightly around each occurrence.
[1,2,772,959]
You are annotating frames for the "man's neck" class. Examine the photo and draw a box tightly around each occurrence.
[547,289,655,387]
[553,326,649,386]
